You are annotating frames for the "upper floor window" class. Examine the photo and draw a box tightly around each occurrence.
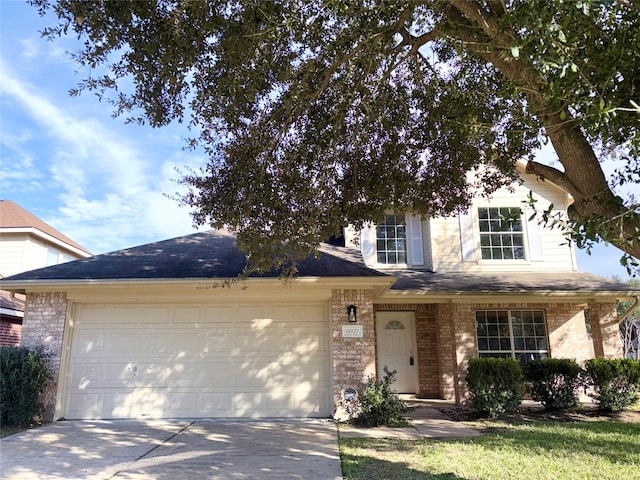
[476,310,548,364]
[376,214,406,264]
[478,207,524,260]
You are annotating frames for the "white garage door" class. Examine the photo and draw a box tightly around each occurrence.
[65,303,331,419]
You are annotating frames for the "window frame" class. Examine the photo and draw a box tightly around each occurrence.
[477,207,527,261]
[375,214,408,265]
[475,309,549,363]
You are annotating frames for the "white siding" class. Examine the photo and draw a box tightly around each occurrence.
[0,232,87,277]
[352,216,431,269]
[0,234,50,277]
[0,236,29,277]
[430,175,576,272]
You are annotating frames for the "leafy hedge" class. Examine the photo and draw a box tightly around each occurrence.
[582,359,640,412]
[353,367,409,427]
[466,358,525,418]
[524,359,582,411]
[467,358,640,415]
[1,346,52,427]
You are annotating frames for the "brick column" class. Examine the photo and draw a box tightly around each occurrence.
[450,303,477,404]
[331,288,375,418]
[415,304,440,398]
[545,304,593,361]
[435,303,458,401]
[21,292,68,421]
[588,302,622,358]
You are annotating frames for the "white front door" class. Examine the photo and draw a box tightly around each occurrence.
[376,312,416,393]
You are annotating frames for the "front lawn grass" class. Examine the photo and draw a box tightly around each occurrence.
[340,419,640,480]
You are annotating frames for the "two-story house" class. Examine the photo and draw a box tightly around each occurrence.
[1,166,638,421]
[0,200,91,346]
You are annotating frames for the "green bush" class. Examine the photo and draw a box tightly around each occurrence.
[582,359,640,412]
[466,357,525,418]
[353,367,409,427]
[524,358,582,411]
[0,346,52,427]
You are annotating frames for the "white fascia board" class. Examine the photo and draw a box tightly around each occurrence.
[0,307,24,317]
[0,276,396,300]
[379,289,639,304]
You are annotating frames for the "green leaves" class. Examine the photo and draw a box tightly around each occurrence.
[28,0,640,271]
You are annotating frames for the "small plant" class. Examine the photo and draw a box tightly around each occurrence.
[582,359,640,412]
[466,357,525,418]
[1,346,52,428]
[524,358,581,411]
[353,367,409,427]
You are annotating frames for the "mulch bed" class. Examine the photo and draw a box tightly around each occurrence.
[439,405,640,424]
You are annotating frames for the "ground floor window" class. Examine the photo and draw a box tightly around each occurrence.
[475,310,548,363]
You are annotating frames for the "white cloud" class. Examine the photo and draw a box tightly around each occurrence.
[0,57,205,253]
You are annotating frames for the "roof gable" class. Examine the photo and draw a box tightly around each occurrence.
[0,200,91,255]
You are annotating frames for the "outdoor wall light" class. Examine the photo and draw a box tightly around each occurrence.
[347,304,357,322]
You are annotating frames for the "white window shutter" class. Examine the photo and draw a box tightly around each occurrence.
[525,207,544,261]
[360,223,377,267]
[459,211,477,262]
[409,214,424,266]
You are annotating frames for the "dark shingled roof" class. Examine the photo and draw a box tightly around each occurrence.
[388,270,640,294]
[2,230,636,298]
[2,230,386,281]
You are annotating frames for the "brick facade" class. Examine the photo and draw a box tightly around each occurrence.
[588,302,623,358]
[16,289,621,420]
[0,318,22,346]
[20,292,68,421]
[373,301,618,404]
[331,289,376,416]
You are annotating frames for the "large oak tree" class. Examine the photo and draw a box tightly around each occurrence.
[31,0,639,273]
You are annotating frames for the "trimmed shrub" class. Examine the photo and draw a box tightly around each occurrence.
[466,357,525,418]
[524,358,581,411]
[582,358,640,412]
[353,367,410,427]
[0,346,52,427]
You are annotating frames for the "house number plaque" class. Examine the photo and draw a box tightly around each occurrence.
[342,325,364,338]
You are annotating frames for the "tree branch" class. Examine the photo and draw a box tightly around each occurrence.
[449,0,513,46]
[525,161,576,196]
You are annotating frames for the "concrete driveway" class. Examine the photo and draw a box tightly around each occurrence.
[0,419,343,480]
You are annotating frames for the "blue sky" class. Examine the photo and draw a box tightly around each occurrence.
[0,1,637,280]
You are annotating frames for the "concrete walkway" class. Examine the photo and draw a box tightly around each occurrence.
[0,419,343,480]
[338,405,482,440]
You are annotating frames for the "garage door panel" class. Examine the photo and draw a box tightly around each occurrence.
[203,306,234,323]
[66,392,101,419]
[171,306,202,324]
[102,362,136,387]
[104,334,138,353]
[141,307,171,324]
[69,363,102,389]
[66,303,330,419]
[200,392,231,415]
[296,390,329,416]
[72,334,104,356]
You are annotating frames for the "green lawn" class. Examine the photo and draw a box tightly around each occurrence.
[340,420,640,480]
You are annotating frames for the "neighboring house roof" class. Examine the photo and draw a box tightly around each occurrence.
[0,200,92,256]
[1,230,387,282]
[387,270,640,297]
[0,283,24,318]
